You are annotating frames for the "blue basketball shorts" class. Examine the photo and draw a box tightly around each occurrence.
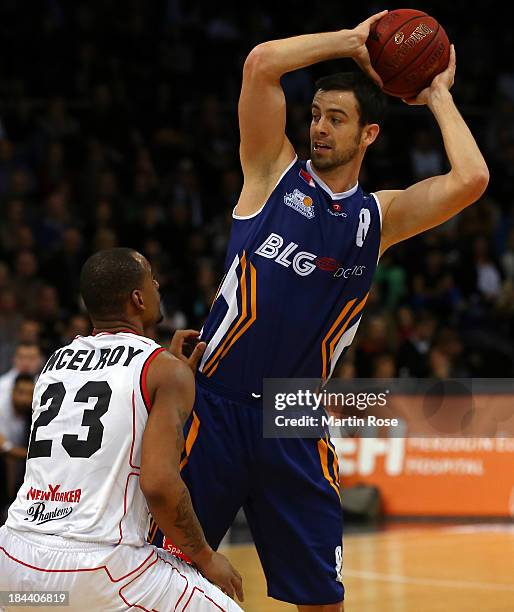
[150,376,344,605]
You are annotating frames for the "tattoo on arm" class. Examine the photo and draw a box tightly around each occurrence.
[174,486,207,556]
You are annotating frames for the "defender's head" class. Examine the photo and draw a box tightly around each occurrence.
[310,72,386,172]
[80,248,162,330]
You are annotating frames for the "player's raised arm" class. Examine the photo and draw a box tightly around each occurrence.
[378,46,489,253]
[140,352,243,602]
[236,10,387,216]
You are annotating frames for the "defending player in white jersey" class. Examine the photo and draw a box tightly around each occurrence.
[0,248,243,611]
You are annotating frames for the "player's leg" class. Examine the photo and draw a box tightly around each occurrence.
[124,544,244,611]
[149,383,250,551]
[244,433,344,608]
[0,525,242,611]
[298,604,344,612]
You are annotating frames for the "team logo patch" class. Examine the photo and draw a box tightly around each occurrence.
[284,189,315,219]
[328,202,347,217]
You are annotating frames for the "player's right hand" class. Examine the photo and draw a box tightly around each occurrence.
[169,329,206,374]
[402,45,456,106]
[196,550,244,602]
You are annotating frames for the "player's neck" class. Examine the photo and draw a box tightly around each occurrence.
[92,319,144,336]
[310,161,360,195]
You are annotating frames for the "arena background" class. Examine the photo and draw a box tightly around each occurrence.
[0,2,513,610]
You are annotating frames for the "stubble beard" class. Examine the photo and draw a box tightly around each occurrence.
[310,128,362,172]
[311,144,360,171]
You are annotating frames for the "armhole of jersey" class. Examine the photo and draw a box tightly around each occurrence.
[370,192,383,231]
[139,347,166,413]
[370,192,383,264]
[232,155,298,220]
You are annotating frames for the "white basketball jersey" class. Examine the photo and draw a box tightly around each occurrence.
[6,331,165,546]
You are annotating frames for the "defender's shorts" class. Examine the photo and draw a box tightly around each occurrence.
[152,375,344,606]
[0,525,242,611]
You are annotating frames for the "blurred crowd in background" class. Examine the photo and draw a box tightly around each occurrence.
[1,0,514,511]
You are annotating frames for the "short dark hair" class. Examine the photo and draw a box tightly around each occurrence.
[14,373,34,386]
[80,248,146,319]
[314,72,386,126]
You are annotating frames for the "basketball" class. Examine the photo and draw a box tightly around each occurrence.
[366,9,450,99]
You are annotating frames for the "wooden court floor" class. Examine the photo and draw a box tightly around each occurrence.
[221,525,514,611]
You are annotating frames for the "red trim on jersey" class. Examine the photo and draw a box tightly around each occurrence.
[0,545,154,581]
[140,347,166,413]
[1,545,227,612]
[182,587,227,611]
[117,472,140,545]
[155,553,189,609]
[118,555,159,611]
[156,552,226,611]
[130,391,141,469]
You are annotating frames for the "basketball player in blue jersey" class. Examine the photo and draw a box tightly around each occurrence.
[152,10,489,611]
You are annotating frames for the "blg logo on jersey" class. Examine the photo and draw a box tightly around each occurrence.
[255,233,366,278]
[284,189,315,219]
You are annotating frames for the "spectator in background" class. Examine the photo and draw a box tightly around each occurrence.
[0,199,27,257]
[16,319,41,345]
[397,312,437,378]
[60,314,91,346]
[411,249,461,318]
[42,227,86,311]
[31,285,65,354]
[461,235,503,305]
[0,342,42,453]
[374,251,407,309]
[0,373,35,515]
[372,353,397,378]
[354,315,392,377]
[501,226,514,282]
[0,290,22,373]
[36,189,72,252]
[409,129,445,180]
[11,250,43,315]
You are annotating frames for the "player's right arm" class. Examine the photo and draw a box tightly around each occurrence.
[140,352,243,602]
[236,10,387,216]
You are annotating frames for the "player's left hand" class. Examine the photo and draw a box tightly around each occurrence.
[169,329,206,373]
[348,10,389,88]
[402,44,456,106]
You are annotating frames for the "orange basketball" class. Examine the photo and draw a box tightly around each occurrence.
[366,8,450,99]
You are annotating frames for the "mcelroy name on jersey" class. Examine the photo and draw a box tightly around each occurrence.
[41,345,145,374]
[255,232,366,278]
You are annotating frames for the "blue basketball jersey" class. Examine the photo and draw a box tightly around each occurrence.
[198,157,382,395]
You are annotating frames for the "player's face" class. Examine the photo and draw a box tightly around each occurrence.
[310,90,363,171]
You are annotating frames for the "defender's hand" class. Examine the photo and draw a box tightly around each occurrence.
[196,550,244,602]
[169,329,206,374]
[402,45,456,106]
[346,10,388,88]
